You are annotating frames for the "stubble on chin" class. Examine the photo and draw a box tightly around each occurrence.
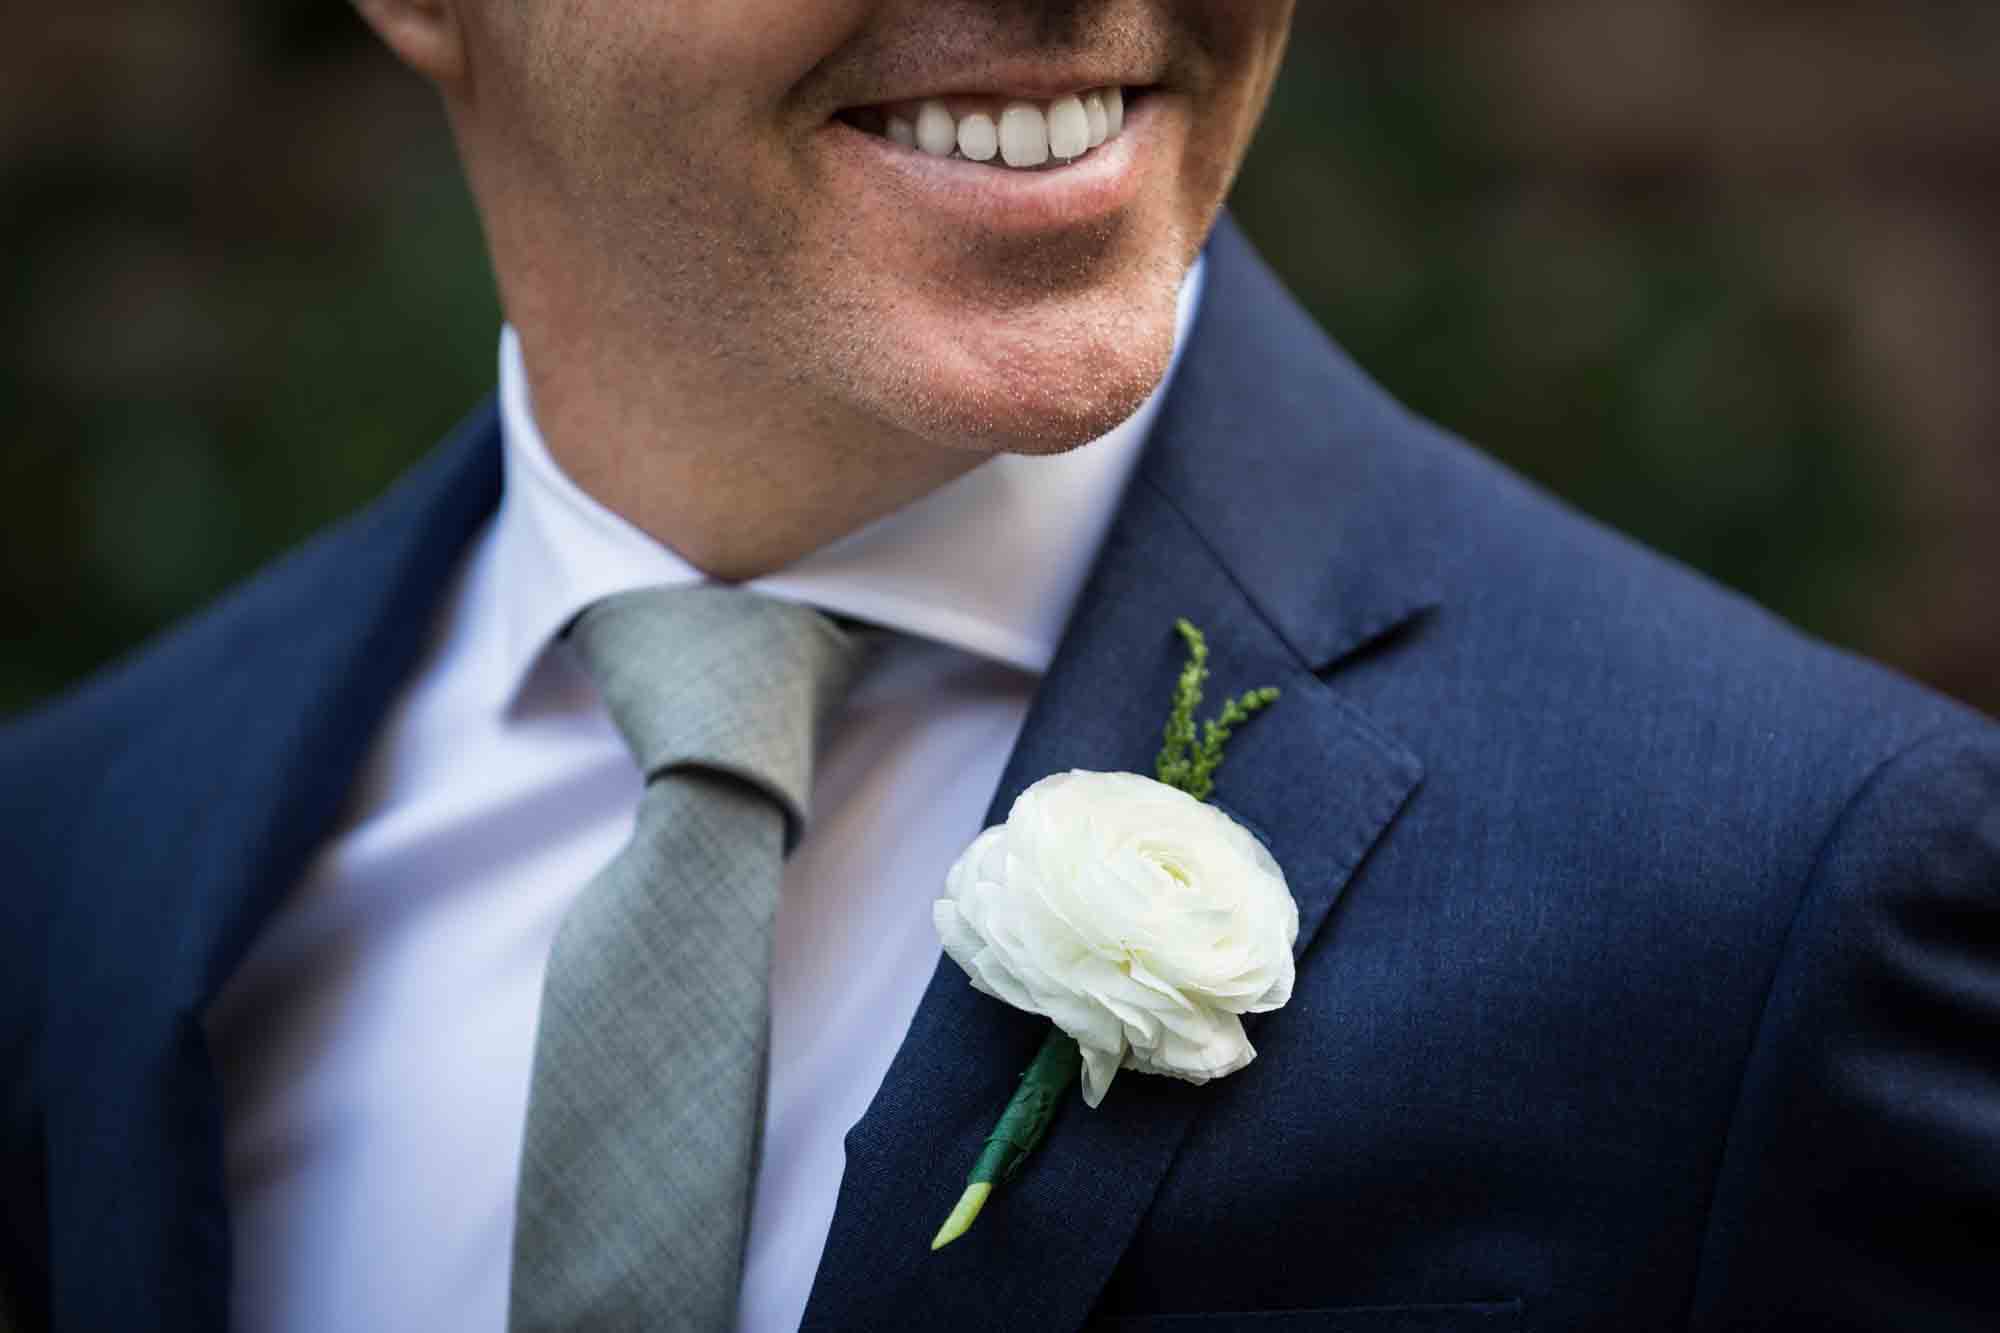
[775,225,1196,462]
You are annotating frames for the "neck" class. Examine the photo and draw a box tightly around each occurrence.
[510,329,983,584]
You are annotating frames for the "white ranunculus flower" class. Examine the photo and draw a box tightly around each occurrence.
[935,769,1299,1108]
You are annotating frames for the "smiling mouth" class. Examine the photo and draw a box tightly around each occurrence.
[836,86,1145,172]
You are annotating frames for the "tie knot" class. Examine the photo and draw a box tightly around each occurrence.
[568,584,860,851]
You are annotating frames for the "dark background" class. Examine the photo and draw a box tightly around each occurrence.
[5,2,1997,717]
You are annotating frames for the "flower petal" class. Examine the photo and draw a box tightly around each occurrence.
[935,769,1298,1102]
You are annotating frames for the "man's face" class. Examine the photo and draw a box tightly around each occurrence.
[460,0,1294,456]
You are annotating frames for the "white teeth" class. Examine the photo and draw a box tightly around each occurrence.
[1046,95,1090,161]
[998,102,1050,168]
[870,87,1130,169]
[915,100,957,157]
[1083,92,1109,148]
[957,112,999,163]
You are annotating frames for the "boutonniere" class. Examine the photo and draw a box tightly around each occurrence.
[929,619,1296,1249]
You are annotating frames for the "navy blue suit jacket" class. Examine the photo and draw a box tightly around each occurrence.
[5,217,1998,1331]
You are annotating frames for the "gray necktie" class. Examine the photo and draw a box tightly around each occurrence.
[510,584,860,1332]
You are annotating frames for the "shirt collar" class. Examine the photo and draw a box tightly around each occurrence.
[489,258,1205,711]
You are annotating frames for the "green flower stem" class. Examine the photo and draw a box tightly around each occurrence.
[930,1027,1082,1250]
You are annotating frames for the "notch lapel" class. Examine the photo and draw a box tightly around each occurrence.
[801,217,1442,1332]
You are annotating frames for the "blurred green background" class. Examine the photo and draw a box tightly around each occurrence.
[5,2,1997,717]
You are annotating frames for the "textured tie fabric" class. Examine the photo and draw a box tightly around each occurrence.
[510,585,861,1332]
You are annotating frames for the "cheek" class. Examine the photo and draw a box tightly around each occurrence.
[1180,2,1293,142]
[1184,0,1296,72]
[508,2,868,182]
[1101,4,1284,245]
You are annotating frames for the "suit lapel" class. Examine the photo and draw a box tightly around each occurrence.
[40,403,503,1332]
[801,216,1440,1332]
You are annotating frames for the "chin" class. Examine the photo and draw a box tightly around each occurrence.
[865,280,1185,459]
[979,363,1172,457]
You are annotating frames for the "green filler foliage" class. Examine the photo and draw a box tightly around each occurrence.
[1155,618,1281,801]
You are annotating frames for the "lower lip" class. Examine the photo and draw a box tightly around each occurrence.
[819,93,1162,236]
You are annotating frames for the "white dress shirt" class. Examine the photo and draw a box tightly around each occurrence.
[204,262,1202,1333]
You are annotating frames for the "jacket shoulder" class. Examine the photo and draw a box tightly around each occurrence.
[1389,409,1986,777]
[0,400,500,1050]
